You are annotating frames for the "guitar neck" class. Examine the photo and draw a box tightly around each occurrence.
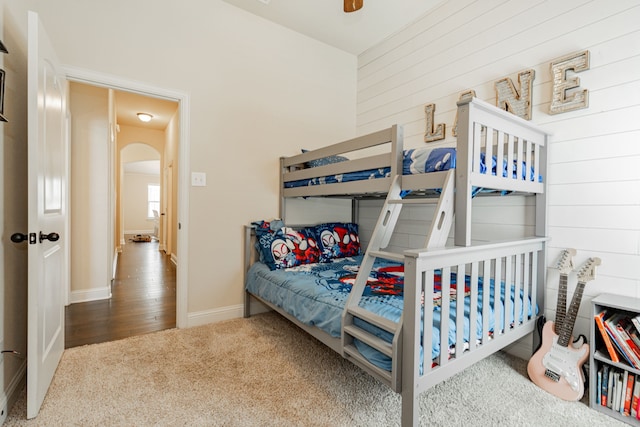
[557,280,586,347]
[555,273,568,333]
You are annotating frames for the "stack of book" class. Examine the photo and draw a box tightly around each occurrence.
[596,365,640,419]
[595,310,640,368]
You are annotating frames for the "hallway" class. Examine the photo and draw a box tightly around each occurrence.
[65,237,176,348]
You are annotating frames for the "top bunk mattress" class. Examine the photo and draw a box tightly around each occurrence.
[284,147,540,191]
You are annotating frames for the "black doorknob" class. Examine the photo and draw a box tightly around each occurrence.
[39,232,60,243]
[11,233,29,243]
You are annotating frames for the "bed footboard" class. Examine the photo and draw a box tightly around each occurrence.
[401,237,547,426]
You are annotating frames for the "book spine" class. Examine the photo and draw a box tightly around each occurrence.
[605,326,636,367]
[629,327,640,349]
[595,312,619,362]
[633,386,638,418]
[596,368,602,406]
[616,323,640,366]
[633,375,640,419]
[631,314,640,334]
[624,373,635,416]
[602,364,609,407]
[621,371,629,415]
[616,373,624,412]
[608,369,614,409]
[632,379,638,417]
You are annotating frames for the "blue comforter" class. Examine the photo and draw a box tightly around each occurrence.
[245,255,534,371]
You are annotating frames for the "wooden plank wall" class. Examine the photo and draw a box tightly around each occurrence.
[355,0,640,357]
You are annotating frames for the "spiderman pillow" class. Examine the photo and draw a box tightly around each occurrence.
[253,220,321,270]
[313,222,360,261]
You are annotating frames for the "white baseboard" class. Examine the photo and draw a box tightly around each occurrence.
[70,286,112,304]
[0,358,26,425]
[186,299,271,329]
[187,304,244,328]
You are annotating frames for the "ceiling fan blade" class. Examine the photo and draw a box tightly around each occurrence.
[344,0,364,13]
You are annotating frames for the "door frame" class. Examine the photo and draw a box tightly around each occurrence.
[62,65,190,328]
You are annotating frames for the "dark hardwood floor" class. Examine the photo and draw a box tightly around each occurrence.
[65,236,176,348]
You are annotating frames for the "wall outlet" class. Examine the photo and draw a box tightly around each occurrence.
[191,172,206,187]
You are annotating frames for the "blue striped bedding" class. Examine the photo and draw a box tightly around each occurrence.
[284,147,540,189]
[245,255,535,371]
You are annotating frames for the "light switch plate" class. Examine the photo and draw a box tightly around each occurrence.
[191,172,207,187]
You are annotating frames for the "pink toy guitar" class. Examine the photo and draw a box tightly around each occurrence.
[527,257,600,401]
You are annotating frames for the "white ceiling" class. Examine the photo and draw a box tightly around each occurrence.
[222,0,442,55]
[115,91,178,131]
[123,160,161,175]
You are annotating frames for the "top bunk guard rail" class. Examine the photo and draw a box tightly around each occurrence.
[279,98,548,201]
[455,98,549,246]
[280,124,404,199]
[455,97,548,195]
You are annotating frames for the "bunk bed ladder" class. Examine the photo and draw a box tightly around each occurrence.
[341,170,456,391]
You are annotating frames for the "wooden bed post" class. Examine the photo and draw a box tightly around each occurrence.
[279,156,286,221]
[402,254,420,427]
[535,132,549,318]
[243,225,254,318]
[454,99,474,246]
[351,199,359,225]
[390,124,404,178]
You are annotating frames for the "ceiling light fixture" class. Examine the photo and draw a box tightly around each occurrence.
[344,0,363,13]
[137,113,153,122]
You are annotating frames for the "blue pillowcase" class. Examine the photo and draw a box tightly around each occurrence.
[403,147,457,175]
[301,149,348,168]
[313,222,360,261]
[252,220,321,270]
[252,220,361,269]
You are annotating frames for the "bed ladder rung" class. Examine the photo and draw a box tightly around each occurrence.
[343,325,393,357]
[347,306,399,334]
[388,198,439,205]
[343,344,393,384]
[368,250,404,263]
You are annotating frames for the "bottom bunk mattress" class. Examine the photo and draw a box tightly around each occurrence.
[245,255,535,371]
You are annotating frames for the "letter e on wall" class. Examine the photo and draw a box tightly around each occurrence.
[549,50,590,115]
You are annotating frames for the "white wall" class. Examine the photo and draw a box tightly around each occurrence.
[30,0,357,320]
[69,82,112,300]
[122,172,159,233]
[356,0,640,355]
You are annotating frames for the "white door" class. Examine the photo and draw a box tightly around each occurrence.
[26,11,68,419]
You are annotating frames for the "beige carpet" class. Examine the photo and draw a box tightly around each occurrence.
[5,312,624,426]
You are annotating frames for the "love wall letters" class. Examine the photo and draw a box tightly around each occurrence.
[424,50,590,142]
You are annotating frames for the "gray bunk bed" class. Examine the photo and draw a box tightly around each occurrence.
[244,98,550,426]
